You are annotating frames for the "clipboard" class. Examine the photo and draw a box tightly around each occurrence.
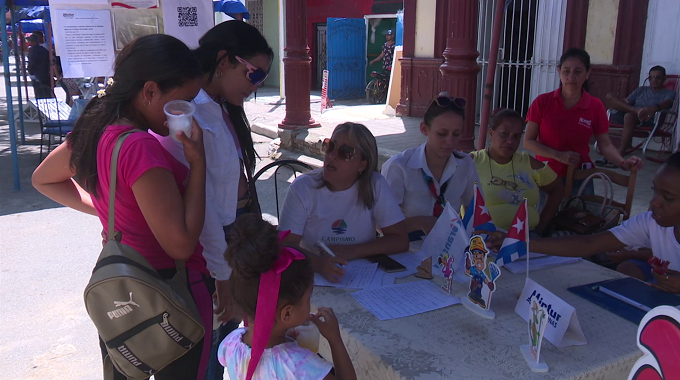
[568,280,647,324]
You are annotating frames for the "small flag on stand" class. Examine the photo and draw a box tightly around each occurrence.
[463,184,497,236]
[495,199,529,267]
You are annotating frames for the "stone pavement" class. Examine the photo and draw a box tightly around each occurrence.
[245,86,426,162]
[244,86,663,219]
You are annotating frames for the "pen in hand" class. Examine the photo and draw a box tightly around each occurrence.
[317,240,346,268]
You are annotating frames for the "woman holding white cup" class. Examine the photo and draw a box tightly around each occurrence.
[164,100,196,141]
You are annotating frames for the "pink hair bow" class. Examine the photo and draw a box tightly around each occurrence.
[246,230,306,380]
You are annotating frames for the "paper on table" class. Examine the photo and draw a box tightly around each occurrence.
[352,281,461,320]
[364,270,397,289]
[505,256,580,274]
[488,251,545,262]
[314,261,378,289]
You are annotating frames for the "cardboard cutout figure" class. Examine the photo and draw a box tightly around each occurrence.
[462,235,500,319]
[438,253,454,293]
[520,300,549,372]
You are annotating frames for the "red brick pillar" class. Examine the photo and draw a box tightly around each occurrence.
[396,0,417,116]
[279,0,319,129]
[439,0,480,152]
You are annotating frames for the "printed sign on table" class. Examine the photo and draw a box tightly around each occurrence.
[515,278,587,347]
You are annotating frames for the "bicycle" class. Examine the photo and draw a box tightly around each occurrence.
[365,71,389,104]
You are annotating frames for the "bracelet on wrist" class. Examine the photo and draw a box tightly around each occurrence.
[619,159,626,169]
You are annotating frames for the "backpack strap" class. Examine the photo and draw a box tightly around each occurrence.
[107,130,191,280]
[107,131,137,241]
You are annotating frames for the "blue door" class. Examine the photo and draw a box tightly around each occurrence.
[396,12,404,46]
[327,18,366,100]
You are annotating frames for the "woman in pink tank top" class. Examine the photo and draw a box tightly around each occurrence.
[33,34,213,380]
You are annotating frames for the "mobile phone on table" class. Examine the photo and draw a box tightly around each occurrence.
[366,254,406,273]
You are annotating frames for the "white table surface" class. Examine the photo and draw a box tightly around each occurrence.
[312,258,640,380]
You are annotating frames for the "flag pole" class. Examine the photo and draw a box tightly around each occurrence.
[524,199,530,279]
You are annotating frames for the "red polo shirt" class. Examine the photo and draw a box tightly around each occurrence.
[526,88,609,177]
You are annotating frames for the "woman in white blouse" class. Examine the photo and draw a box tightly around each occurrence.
[153,21,273,380]
[381,92,481,240]
[279,122,409,282]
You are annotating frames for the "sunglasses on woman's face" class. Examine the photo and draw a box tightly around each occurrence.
[322,138,356,161]
[235,56,268,86]
[431,96,467,109]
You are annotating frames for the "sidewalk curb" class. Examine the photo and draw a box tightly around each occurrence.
[251,122,280,140]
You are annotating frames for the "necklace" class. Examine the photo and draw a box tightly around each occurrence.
[486,148,521,203]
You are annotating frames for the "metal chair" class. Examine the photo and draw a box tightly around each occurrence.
[252,159,314,220]
[37,98,88,161]
[603,75,679,163]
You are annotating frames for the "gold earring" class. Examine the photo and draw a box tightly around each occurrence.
[144,99,151,107]
[216,69,222,79]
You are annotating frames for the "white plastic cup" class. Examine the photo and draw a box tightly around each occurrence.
[163,100,195,142]
[294,321,320,353]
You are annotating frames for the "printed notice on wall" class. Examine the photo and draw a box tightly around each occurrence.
[161,0,213,49]
[111,0,158,9]
[54,9,115,78]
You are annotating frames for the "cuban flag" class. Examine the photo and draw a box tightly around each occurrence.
[495,199,529,267]
[463,184,496,236]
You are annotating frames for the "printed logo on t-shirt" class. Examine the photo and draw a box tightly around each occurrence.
[578,117,592,128]
[331,219,348,235]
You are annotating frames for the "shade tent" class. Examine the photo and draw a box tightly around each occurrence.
[213,0,250,20]
[1,0,49,191]
[19,18,43,32]
[14,5,48,21]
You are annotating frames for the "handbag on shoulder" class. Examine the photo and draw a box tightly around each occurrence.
[83,131,205,380]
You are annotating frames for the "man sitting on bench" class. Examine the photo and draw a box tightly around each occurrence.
[596,65,675,167]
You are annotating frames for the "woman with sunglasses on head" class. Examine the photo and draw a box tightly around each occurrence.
[152,21,272,380]
[279,123,409,282]
[382,92,481,239]
[32,35,210,379]
[524,48,643,193]
[471,109,563,236]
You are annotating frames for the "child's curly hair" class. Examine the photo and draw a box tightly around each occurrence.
[225,214,314,318]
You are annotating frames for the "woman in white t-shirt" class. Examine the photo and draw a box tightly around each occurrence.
[486,152,680,293]
[279,122,409,282]
[381,92,481,240]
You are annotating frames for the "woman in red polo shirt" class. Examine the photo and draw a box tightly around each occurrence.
[524,48,643,191]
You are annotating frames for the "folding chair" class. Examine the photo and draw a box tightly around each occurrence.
[252,159,314,221]
[603,75,679,163]
[37,98,88,161]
